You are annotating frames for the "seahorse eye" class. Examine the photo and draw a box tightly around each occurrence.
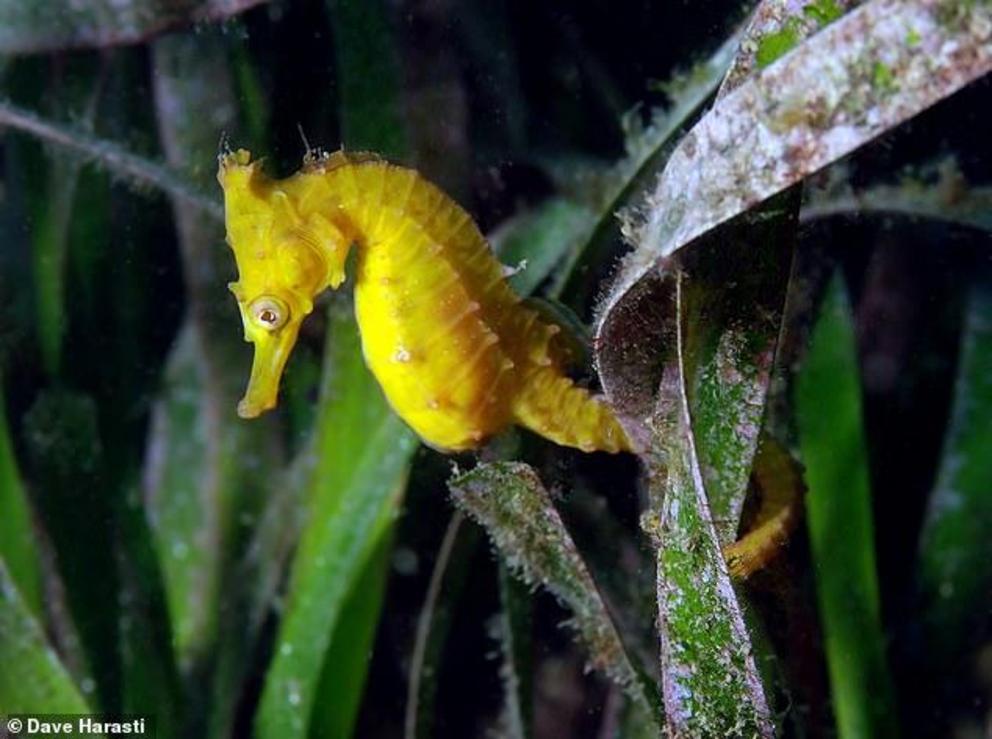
[249,296,289,331]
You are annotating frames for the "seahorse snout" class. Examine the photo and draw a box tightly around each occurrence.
[236,311,302,419]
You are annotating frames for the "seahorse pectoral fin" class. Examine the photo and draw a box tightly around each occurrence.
[237,319,302,419]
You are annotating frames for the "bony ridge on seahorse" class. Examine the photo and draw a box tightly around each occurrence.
[217,147,632,454]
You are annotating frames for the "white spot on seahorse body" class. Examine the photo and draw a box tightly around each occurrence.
[393,346,412,363]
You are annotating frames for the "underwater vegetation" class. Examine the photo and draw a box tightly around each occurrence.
[0,0,990,737]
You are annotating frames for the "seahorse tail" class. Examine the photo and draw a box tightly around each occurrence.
[510,364,632,453]
[722,438,804,580]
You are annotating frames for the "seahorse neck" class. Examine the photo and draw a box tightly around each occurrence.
[314,166,390,254]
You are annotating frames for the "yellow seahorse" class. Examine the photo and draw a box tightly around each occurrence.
[217,148,631,454]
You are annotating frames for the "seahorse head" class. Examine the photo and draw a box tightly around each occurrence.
[218,148,348,418]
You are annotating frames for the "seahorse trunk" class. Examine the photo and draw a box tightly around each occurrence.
[511,363,632,453]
